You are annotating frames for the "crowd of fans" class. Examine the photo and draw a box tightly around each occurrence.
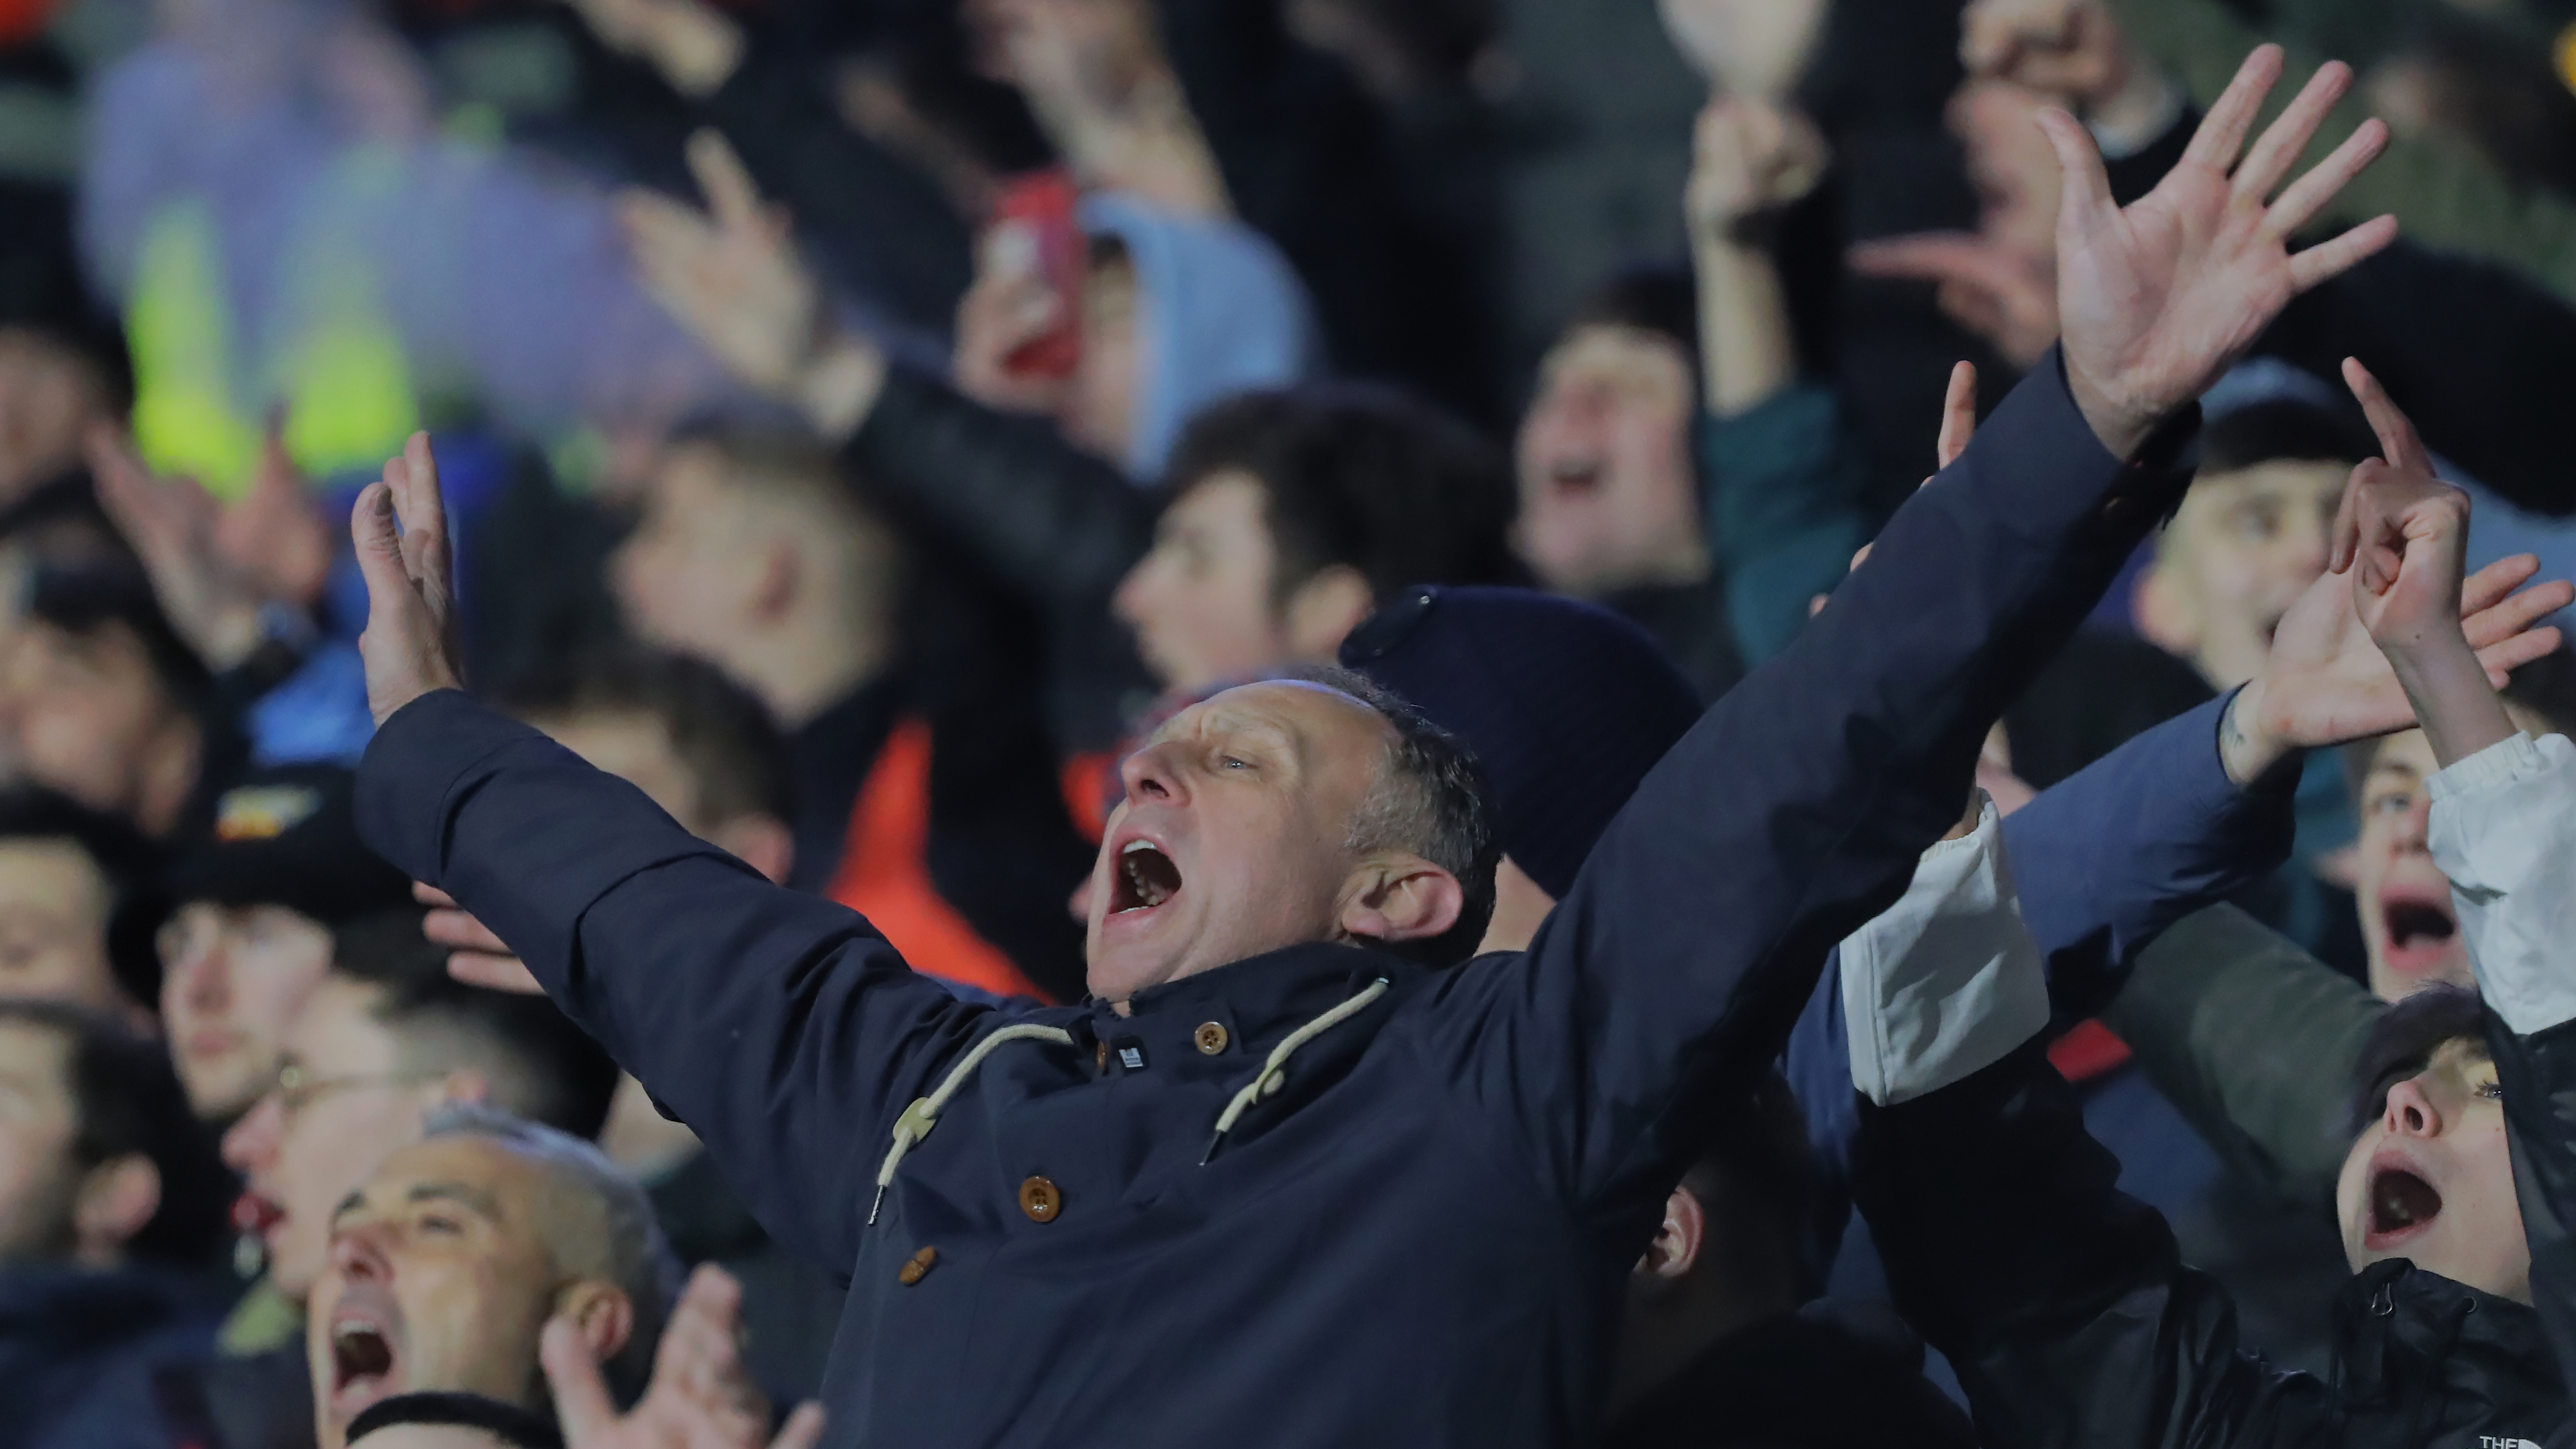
[3,0,2576,1443]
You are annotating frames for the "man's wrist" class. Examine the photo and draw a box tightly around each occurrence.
[2387,630,2518,768]
[2063,357,2159,462]
[2218,677,2293,786]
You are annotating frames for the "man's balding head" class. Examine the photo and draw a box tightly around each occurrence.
[1083,673,1494,1002]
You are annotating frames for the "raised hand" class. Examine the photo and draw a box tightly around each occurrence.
[350,432,463,726]
[953,224,1075,417]
[1656,0,1830,100]
[2044,46,2394,457]
[1686,95,1828,240]
[2320,358,2517,767]
[1848,232,2060,369]
[86,424,268,671]
[544,1264,826,1449]
[2221,552,2569,783]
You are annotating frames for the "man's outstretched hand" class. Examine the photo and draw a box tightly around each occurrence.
[351,431,464,727]
[543,1264,826,1449]
[2047,45,2394,458]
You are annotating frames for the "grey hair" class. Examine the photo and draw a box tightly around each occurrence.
[420,1103,681,1408]
[1289,665,1498,964]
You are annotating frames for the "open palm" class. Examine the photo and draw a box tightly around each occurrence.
[2250,553,2567,751]
[2047,45,2394,456]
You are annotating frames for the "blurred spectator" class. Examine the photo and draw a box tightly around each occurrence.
[603,426,1090,1000]
[0,1000,233,1449]
[0,783,163,1020]
[188,910,614,1449]
[158,766,417,1125]
[0,562,222,838]
[307,1107,677,1449]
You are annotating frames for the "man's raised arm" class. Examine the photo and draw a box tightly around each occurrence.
[346,433,976,1274]
[1448,46,2396,1215]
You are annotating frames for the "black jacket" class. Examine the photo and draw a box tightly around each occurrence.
[1853,1031,2575,1447]
[355,357,2188,1445]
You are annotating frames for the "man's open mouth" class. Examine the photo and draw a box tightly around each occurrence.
[1111,839,1182,915]
[2367,1163,2444,1245]
[1547,459,1603,494]
[327,1306,403,1421]
[2381,888,2460,978]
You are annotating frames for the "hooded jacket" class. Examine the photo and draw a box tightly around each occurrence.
[354,356,2192,1446]
[0,1263,225,1449]
[1852,1036,2572,1448]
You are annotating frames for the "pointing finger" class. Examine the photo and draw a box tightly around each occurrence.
[2341,357,2435,477]
[686,128,765,234]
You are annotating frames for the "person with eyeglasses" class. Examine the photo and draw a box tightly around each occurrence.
[172,912,617,1449]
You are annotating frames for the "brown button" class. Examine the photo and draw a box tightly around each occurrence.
[1194,1021,1229,1055]
[1094,1040,1109,1073]
[897,1246,937,1285]
[1018,1175,1062,1222]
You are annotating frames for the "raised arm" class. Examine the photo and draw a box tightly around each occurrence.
[346,433,982,1273]
[1475,48,2397,1213]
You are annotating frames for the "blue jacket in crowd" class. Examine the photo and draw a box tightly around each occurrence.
[354,357,2194,1447]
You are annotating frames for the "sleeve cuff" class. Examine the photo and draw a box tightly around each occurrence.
[2429,730,2550,802]
[1843,794,2052,1106]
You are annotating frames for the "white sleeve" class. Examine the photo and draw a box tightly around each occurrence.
[2427,731,2576,1035]
[1841,795,2050,1107]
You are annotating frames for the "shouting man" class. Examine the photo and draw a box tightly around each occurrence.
[344,47,2393,1448]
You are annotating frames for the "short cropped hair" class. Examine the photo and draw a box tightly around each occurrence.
[2348,982,2488,1138]
[1163,387,1522,609]
[0,784,166,1006]
[421,1104,680,1408]
[2199,399,2378,477]
[491,648,792,828]
[0,1000,230,1263]
[25,563,210,709]
[332,911,621,1140]
[1292,665,1497,965]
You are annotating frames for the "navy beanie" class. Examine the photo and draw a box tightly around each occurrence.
[1342,586,1704,901]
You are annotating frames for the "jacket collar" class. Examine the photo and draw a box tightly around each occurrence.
[1082,941,1426,1079]
[2334,1259,2568,1426]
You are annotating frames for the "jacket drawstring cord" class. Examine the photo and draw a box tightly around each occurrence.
[1201,978,1391,1165]
[869,1024,1076,1225]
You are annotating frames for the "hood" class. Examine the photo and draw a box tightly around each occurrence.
[2331,1259,2569,1442]
[1078,192,1317,479]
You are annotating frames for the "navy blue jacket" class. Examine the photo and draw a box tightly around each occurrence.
[354,357,2194,1447]
[0,1263,224,1449]
[1785,686,2301,1203]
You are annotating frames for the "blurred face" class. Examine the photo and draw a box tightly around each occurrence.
[160,901,336,1121]
[2140,460,2349,690]
[1515,326,1704,597]
[2336,1036,2529,1302]
[309,1136,602,1449]
[1085,681,1390,1001]
[1066,254,1143,465]
[0,620,192,829]
[224,977,446,1304]
[0,1019,79,1263]
[610,446,774,670]
[1950,80,2061,262]
[2351,730,2468,1003]
[1114,471,1286,692]
[0,839,121,1011]
[0,330,110,506]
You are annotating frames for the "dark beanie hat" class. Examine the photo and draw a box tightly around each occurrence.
[1341,586,1704,901]
[164,764,414,926]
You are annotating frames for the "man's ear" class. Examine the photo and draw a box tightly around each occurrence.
[555,1280,636,1370]
[1337,856,1464,947]
[1632,1185,1706,1290]
[1281,565,1377,664]
[72,1153,161,1265]
[2132,557,2200,657]
[710,814,796,885]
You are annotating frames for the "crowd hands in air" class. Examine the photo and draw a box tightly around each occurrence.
[14,0,2576,1444]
